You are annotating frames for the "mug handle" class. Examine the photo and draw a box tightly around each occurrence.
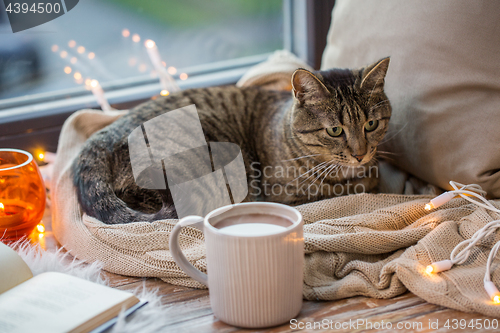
[169,215,208,286]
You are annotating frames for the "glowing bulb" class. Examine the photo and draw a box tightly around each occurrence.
[64,66,72,74]
[485,281,500,303]
[132,34,141,43]
[77,46,85,54]
[122,29,130,38]
[426,260,453,274]
[70,57,77,64]
[36,224,45,233]
[145,39,155,48]
[38,233,44,239]
[138,64,147,72]
[128,58,137,66]
[160,90,170,96]
[88,52,95,59]
[90,80,99,88]
[167,66,177,75]
[161,61,166,67]
[426,192,456,210]
[0,203,4,213]
[38,152,45,160]
[85,79,92,86]
[68,40,76,48]
[179,73,188,80]
[51,45,59,52]
[74,72,82,80]
[60,51,68,58]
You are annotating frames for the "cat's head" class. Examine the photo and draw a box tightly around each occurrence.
[290,57,391,166]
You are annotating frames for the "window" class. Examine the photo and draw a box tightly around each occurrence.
[0,0,282,101]
[0,0,335,154]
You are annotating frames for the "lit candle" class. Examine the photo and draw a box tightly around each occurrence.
[145,39,162,69]
[89,80,111,112]
[0,149,46,241]
[144,39,180,93]
[0,202,25,227]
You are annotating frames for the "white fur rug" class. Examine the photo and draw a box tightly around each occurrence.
[13,241,182,333]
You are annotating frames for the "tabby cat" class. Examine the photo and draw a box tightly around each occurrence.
[73,57,391,224]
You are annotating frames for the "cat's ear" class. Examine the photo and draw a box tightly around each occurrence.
[292,68,329,103]
[360,57,390,92]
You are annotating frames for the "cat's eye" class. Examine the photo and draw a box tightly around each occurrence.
[326,127,343,137]
[364,120,379,132]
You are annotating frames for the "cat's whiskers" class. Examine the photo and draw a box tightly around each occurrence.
[287,155,343,187]
[287,160,330,186]
[298,162,332,186]
[282,154,323,162]
[311,162,341,191]
[306,164,332,191]
[377,150,399,155]
[376,150,397,162]
[328,164,341,177]
[305,159,337,191]
[376,154,395,163]
[318,163,339,189]
[371,156,381,164]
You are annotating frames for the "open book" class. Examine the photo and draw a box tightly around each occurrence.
[0,242,144,333]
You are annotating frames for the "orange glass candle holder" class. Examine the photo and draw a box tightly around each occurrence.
[0,149,46,241]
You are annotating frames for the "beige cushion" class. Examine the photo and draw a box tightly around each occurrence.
[322,0,500,197]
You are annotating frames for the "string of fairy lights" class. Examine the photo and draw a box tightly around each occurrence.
[424,181,500,304]
[51,29,187,110]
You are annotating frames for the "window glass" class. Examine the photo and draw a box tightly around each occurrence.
[0,0,283,100]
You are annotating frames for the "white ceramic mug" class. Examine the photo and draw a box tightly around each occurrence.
[169,202,304,328]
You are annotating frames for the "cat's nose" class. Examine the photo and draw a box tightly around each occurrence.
[352,154,365,162]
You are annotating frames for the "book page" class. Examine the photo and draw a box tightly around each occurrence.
[0,272,139,333]
[0,242,33,294]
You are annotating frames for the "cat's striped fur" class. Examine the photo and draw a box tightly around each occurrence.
[73,58,391,224]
